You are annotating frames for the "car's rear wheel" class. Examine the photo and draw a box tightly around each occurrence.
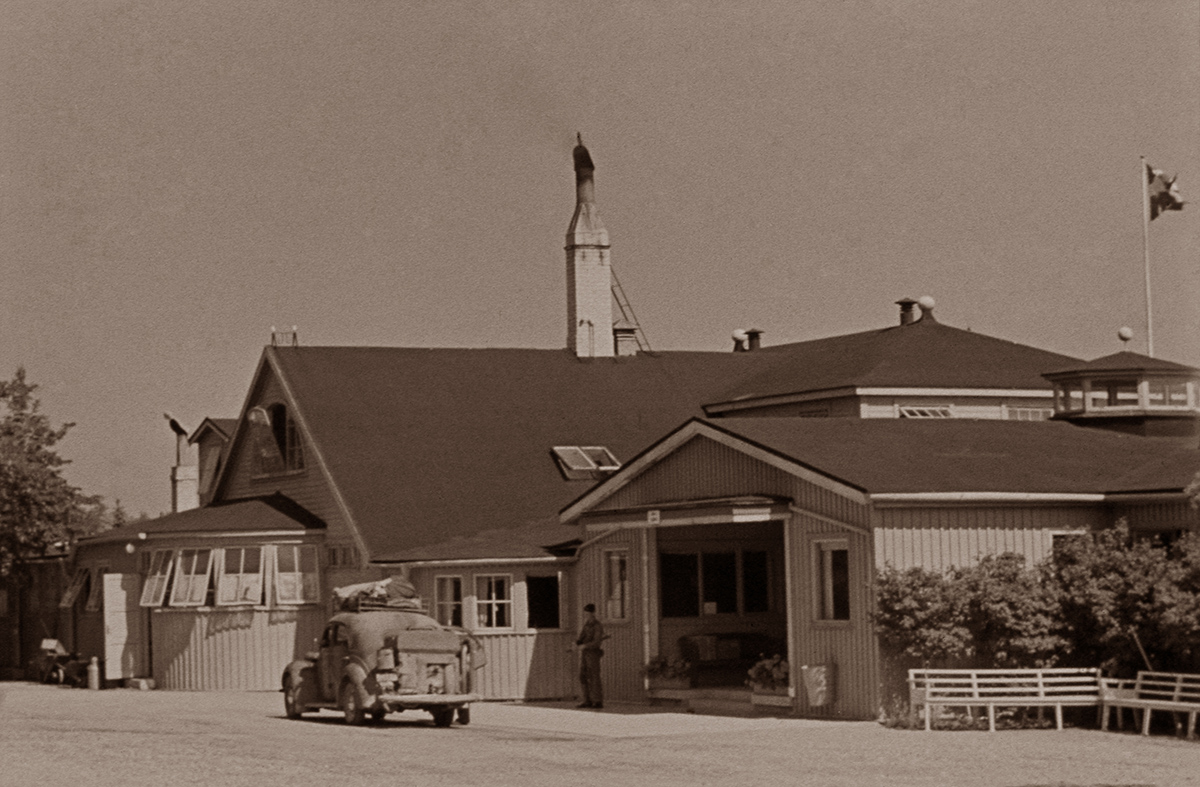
[456,706,470,725]
[283,675,304,720]
[341,682,367,726]
[370,708,387,722]
[430,707,455,727]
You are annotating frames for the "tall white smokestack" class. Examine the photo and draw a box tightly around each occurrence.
[566,135,614,358]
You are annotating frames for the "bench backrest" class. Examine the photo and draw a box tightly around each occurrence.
[909,668,1101,701]
[1132,671,1200,704]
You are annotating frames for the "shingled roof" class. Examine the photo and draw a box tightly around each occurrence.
[269,346,774,561]
[708,317,1081,407]
[697,417,1200,496]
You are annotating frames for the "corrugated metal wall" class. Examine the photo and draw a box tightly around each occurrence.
[151,606,325,690]
[873,505,1101,570]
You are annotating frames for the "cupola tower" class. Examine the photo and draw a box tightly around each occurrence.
[566,135,614,358]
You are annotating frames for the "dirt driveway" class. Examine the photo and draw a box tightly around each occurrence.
[1,683,1198,787]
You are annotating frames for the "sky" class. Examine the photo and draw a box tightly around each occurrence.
[2,1,1198,518]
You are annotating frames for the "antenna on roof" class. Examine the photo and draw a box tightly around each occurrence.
[270,326,299,347]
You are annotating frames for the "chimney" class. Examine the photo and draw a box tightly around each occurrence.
[566,134,614,358]
[745,328,763,351]
[613,319,639,357]
[164,413,199,513]
[895,298,918,326]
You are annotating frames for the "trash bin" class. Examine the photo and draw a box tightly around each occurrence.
[800,663,836,706]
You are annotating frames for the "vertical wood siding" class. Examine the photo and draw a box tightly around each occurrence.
[1113,500,1200,531]
[575,528,647,703]
[151,606,325,691]
[788,511,879,721]
[407,562,579,701]
[873,505,1102,571]
[472,630,576,700]
[219,371,355,547]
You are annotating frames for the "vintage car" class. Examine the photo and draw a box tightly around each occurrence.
[282,581,483,726]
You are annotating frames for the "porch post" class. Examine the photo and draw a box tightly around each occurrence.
[782,512,797,704]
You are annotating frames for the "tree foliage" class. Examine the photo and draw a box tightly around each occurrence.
[876,522,1200,681]
[0,368,99,576]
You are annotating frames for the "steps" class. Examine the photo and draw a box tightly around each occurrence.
[647,687,793,718]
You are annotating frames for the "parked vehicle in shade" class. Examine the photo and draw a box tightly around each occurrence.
[282,579,483,726]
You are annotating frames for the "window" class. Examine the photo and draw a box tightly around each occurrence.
[898,405,952,418]
[60,567,90,608]
[660,553,700,618]
[816,541,850,621]
[0,588,7,618]
[551,446,620,480]
[85,566,107,612]
[742,550,770,613]
[170,550,213,607]
[216,547,265,606]
[660,549,770,618]
[327,545,358,568]
[274,545,319,604]
[526,575,561,629]
[140,550,174,607]
[475,574,511,628]
[248,404,304,475]
[603,550,629,620]
[1008,407,1052,421]
[435,576,463,627]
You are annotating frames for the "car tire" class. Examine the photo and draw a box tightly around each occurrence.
[370,708,387,722]
[431,707,455,727]
[341,681,367,726]
[456,706,470,725]
[283,674,304,720]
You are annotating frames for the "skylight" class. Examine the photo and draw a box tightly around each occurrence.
[552,446,621,481]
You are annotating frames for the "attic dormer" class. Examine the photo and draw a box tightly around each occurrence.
[1042,351,1200,440]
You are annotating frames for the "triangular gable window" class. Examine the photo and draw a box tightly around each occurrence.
[552,446,620,481]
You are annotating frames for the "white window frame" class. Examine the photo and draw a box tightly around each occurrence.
[215,546,266,606]
[60,567,90,608]
[814,539,851,622]
[85,565,107,612]
[474,574,513,629]
[170,549,214,607]
[274,544,320,605]
[603,549,629,621]
[140,549,175,607]
[434,575,463,627]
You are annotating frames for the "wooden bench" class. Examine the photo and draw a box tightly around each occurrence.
[909,668,1101,732]
[1100,671,1200,739]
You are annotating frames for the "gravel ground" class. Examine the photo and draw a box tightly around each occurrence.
[1,683,1198,787]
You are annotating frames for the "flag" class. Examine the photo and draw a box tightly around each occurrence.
[1146,163,1185,220]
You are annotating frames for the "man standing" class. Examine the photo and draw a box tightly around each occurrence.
[575,603,605,709]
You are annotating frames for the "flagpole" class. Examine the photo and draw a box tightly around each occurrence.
[1140,155,1154,357]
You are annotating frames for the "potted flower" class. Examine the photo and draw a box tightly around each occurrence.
[746,653,791,705]
[643,655,692,690]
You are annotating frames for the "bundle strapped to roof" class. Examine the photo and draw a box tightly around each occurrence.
[333,576,425,612]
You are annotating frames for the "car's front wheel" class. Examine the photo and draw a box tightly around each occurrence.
[456,706,470,725]
[341,681,367,726]
[283,675,304,720]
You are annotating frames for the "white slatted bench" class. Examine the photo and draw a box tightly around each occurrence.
[1100,671,1200,739]
[909,668,1101,732]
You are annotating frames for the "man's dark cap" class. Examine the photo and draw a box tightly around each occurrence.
[583,603,596,613]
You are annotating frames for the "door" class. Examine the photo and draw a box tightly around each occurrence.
[318,623,349,699]
[103,573,147,681]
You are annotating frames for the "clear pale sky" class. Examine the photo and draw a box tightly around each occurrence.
[2,1,1197,517]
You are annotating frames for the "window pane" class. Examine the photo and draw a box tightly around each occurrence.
[660,553,699,618]
[526,576,560,629]
[701,552,737,614]
[277,545,296,573]
[605,551,628,620]
[830,549,850,620]
[742,550,769,613]
[243,547,261,573]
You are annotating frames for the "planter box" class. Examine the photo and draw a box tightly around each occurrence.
[750,687,792,708]
[647,676,691,691]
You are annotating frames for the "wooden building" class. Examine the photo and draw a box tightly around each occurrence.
[41,141,1200,713]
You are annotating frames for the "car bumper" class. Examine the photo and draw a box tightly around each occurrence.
[377,692,481,707]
